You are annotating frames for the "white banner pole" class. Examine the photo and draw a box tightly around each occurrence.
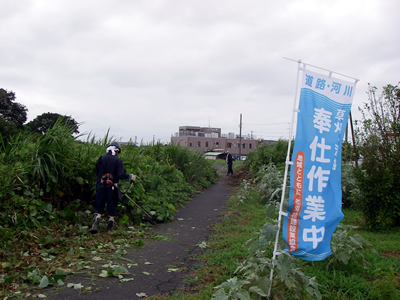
[283,57,360,82]
[267,59,302,298]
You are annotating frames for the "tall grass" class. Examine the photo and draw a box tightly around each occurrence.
[164,143,218,187]
[0,120,84,205]
[0,124,218,230]
[117,142,218,222]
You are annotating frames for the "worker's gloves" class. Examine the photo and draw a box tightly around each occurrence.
[129,174,137,182]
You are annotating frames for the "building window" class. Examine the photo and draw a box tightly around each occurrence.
[189,143,193,147]
[242,143,246,149]
[249,143,253,149]
[196,141,201,147]
[215,142,219,147]
[206,141,209,147]
[227,142,232,148]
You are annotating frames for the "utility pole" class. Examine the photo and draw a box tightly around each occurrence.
[239,113,242,160]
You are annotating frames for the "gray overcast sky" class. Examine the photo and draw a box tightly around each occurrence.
[1,0,399,144]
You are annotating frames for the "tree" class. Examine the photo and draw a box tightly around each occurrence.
[25,112,79,135]
[0,88,28,128]
[0,88,28,140]
[354,83,400,228]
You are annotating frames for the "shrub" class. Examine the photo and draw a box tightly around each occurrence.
[245,139,291,173]
[354,83,400,228]
[255,164,288,204]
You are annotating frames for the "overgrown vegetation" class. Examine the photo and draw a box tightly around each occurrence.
[0,123,218,297]
[244,139,290,174]
[353,83,400,228]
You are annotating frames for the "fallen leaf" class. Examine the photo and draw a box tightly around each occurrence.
[167,268,179,272]
[136,292,148,297]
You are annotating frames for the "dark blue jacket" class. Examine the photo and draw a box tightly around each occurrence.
[226,153,233,164]
[95,152,129,189]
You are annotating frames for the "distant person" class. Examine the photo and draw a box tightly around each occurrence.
[225,150,234,176]
[89,142,136,234]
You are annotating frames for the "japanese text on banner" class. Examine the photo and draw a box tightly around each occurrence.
[282,69,356,261]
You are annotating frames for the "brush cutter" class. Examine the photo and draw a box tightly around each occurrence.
[119,181,153,222]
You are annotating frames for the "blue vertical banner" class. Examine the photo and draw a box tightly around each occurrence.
[282,69,356,261]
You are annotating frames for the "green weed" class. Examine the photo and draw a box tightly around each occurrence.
[0,124,218,298]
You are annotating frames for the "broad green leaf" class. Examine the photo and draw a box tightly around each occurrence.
[112,265,129,274]
[30,207,37,217]
[56,279,64,286]
[39,276,49,288]
[338,251,351,264]
[99,270,108,278]
[76,177,84,184]
[265,204,277,219]
[249,286,267,297]
[262,223,278,241]
[1,262,12,269]
[53,274,65,282]
[237,289,251,300]
[5,276,15,284]
[137,239,145,248]
[212,288,229,300]
[44,203,53,213]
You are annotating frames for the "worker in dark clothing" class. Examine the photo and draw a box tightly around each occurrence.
[89,142,136,234]
[225,150,234,176]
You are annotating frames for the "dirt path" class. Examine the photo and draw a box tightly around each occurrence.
[48,165,232,299]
